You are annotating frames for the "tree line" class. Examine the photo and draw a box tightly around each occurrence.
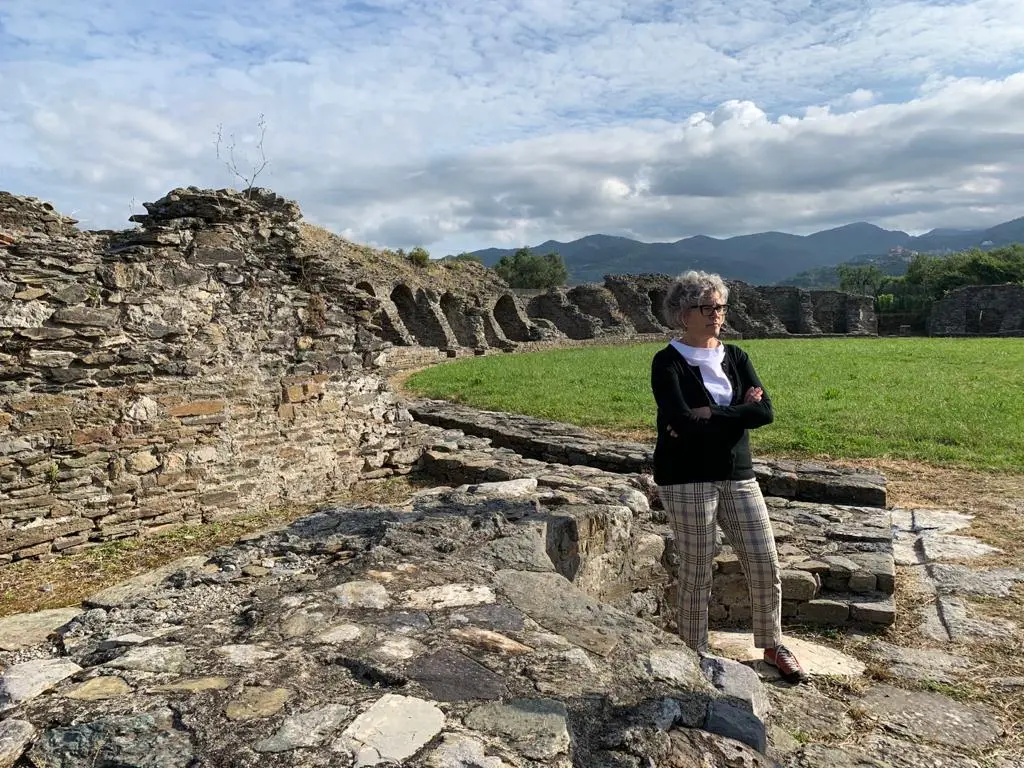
[443,247,569,289]
[836,244,1024,317]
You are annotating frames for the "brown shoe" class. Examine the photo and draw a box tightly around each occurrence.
[764,644,808,684]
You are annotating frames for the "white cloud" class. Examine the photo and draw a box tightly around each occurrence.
[1,0,1024,252]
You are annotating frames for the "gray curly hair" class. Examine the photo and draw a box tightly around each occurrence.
[662,270,730,329]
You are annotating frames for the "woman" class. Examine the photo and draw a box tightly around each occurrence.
[650,270,806,684]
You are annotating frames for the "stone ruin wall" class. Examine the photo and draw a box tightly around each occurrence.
[928,283,1024,336]
[1,187,879,564]
[348,270,878,373]
[0,189,415,565]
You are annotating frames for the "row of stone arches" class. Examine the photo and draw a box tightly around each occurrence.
[354,281,537,349]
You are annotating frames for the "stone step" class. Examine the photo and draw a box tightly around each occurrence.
[413,431,896,630]
[409,399,887,507]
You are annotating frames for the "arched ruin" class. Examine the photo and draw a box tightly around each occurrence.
[389,283,452,348]
[440,291,482,348]
[492,293,534,342]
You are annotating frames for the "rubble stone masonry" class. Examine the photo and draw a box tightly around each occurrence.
[0,188,409,563]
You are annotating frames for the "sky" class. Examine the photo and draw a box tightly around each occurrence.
[2,1,1024,255]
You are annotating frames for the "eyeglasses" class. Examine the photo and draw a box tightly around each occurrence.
[692,303,729,317]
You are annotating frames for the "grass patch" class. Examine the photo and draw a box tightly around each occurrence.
[404,337,1024,470]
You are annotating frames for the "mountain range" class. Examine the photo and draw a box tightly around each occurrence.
[469,216,1024,285]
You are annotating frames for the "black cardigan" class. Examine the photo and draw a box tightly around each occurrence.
[650,343,773,485]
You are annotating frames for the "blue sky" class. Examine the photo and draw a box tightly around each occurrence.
[2,0,1024,254]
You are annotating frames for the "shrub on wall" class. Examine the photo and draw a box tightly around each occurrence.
[408,246,430,267]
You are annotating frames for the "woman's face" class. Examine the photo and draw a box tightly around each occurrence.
[682,290,727,339]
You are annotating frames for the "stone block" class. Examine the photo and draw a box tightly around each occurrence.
[72,427,112,446]
[781,569,818,601]
[167,400,226,418]
[714,552,743,574]
[13,542,52,560]
[851,598,896,625]
[713,573,750,606]
[846,552,896,594]
[126,450,161,474]
[53,533,91,551]
[51,306,119,328]
[798,599,850,624]
[848,571,877,593]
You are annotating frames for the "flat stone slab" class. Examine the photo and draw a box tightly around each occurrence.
[401,584,495,610]
[708,631,866,678]
[464,698,571,760]
[768,684,852,746]
[84,555,209,608]
[450,604,526,632]
[65,676,132,701]
[462,478,538,498]
[333,580,392,609]
[372,636,426,662]
[919,534,1000,562]
[105,645,188,674]
[928,564,1024,597]
[790,743,891,767]
[867,641,970,683]
[494,570,623,657]
[406,648,507,701]
[856,684,1003,749]
[254,703,351,752]
[936,595,1018,642]
[0,658,83,712]
[424,733,511,768]
[28,708,193,768]
[647,648,707,690]
[335,694,445,767]
[0,607,82,651]
[907,508,974,534]
[224,687,292,721]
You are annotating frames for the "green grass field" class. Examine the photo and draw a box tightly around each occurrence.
[404,337,1024,470]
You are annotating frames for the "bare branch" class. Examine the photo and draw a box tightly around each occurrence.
[213,115,271,197]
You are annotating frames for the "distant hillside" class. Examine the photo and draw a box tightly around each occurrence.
[469,217,1024,285]
[783,252,917,290]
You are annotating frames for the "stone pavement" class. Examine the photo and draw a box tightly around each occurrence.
[0,414,1019,765]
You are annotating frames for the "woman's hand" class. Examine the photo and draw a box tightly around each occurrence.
[744,387,763,403]
[667,405,712,438]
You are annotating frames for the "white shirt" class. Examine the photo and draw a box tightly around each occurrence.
[670,340,734,406]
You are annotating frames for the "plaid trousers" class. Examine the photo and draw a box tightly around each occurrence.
[659,479,783,652]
